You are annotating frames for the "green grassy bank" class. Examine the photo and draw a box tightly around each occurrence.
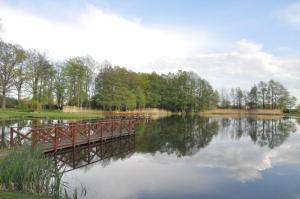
[0,109,103,120]
[284,112,300,117]
[200,108,283,116]
[0,192,50,199]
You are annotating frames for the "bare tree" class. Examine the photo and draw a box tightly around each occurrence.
[0,40,26,108]
[257,81,268,109]
[14,53,28,103]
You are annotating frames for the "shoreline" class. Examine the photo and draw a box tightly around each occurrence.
[200,109,283,116]
[0,109,104,120]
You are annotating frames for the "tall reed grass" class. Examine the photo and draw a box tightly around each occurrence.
[0,147,63,198]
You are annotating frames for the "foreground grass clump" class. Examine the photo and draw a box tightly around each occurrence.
[0,109,103,119]
[0,191,51,199]
[0,147,62,198]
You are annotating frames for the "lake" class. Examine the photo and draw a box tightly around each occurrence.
[1,116,300,199]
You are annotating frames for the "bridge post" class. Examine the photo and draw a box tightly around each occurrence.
[87,124,90,144]
[54,125,58,152]
[100,123,103,140]
[72,124,75,148]
[10,127,14,147]
[111,121,114,138]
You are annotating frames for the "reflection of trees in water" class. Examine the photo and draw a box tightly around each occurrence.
[0,120,27,148]
[0,119,67,148]
[136,116,297,157]
[220,118,297,149]
[135,116,219,157]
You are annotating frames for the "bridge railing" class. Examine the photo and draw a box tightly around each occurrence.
[9,118,145,152]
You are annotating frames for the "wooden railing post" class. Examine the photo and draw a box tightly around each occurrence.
[54,125,58,152]
[87,124,90,144]
[10,127,14,147]
[72,124,75,148]
[100,123,103,140]
[111,121,114,138]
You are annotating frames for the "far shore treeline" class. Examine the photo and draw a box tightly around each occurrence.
[0,39,297,112]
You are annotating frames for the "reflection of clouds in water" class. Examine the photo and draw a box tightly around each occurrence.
[187,130,300,182]
[63,120,300,199]
[187,142,273,182]
[63,154,223,199]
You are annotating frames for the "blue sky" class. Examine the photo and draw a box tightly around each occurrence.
[0,0,300,99]
[4,0,300,56]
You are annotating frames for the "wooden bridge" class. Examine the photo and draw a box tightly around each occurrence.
[9,118,145,153]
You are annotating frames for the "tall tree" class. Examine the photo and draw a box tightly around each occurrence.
[219,89,231,108]
[14,53,28,103]
[248,85,258,109]
[0,40,26,108]
[236,87,244,109]
[257,81,268,109]
[54,63,65,109]
[63,57,92,107]
[26,50,55,107]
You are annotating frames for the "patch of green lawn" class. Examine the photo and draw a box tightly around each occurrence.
[0,109,103,119]
[284,112,300,117]
[0,192,50,199]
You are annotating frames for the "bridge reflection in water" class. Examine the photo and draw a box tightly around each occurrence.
[49,135,135,172]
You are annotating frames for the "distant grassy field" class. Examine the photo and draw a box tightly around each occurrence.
[285,112,300,117]
[0,192,50,199]
[201,109,283,116]
[0,109,104,119]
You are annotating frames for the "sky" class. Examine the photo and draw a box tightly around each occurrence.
[0,0,300,100]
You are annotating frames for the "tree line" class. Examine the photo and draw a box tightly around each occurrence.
[94,67,219,111]
[219,80,297,110]
[0,39,219,112]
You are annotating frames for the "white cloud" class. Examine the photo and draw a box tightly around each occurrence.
[279,2,300,29]
[149,40,300,100]
[0,1,300,101]
[0,2,213,69]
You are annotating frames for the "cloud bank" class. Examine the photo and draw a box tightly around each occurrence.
[0,1,299,100]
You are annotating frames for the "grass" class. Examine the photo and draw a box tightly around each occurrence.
[0,109,104,119]
[284,112,300,117]
[0,147,63,198]
[0,147,84,199]
[0,192,50,199]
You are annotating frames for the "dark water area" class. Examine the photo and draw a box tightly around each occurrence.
[1,116,300,199]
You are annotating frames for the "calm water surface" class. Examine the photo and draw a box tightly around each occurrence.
[1,116,300,199]
[59,116,300,199]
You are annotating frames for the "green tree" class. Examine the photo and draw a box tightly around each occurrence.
[257,81,268,109]
[0,40,26,108]
[63,57,92,107]
[248,85,258,109]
